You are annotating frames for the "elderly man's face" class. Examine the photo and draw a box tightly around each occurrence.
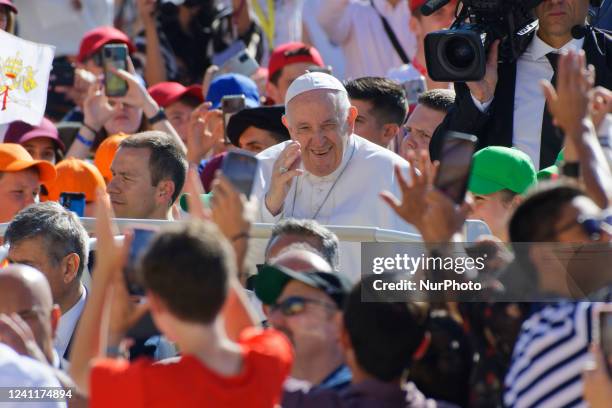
[285,90,357,177]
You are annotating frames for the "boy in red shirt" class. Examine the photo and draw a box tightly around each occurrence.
[69,179,292,408]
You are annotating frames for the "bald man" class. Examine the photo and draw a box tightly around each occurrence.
[0,265,61,367]
[255,247,353,393]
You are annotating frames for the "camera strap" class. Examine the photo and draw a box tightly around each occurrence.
[370,0,410,64]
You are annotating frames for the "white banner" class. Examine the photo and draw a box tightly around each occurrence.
[0,30,55,127]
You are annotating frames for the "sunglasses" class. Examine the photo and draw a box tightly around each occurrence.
[556,213,612,241]
[269,296,336,317]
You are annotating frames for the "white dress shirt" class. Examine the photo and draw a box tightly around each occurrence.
[253,135,418,280]
[472,34,584,169]
[54,286,86,359]
[317,0,416,79]
[0,343,65,408]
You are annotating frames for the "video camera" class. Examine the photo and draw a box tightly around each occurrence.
[423,0,542,82]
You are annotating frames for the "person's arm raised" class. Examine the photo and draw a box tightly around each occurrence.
[137,0,167,85]
[541,50,612,208]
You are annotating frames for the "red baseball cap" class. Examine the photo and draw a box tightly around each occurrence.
[0,0,17,14]
[147,82,204,108]
[268,42,324,80]
[4,118,66,152]
[77,26,136,63]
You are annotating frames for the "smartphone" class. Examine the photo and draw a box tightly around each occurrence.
[59,192,85,217]
[50,58,75,87]
[221,150,259,199]
[402,77,427,106]
[103,44,128,97]
[592,304,612,377]
[222,95,246,143]
[434,131,478,204]
[212,40,259,78]
[123,227,157,296]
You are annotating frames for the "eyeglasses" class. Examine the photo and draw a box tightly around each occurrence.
[556,213,612,241]
[269,296,336,317]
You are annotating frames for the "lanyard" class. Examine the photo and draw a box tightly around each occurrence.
[252,0,276,48]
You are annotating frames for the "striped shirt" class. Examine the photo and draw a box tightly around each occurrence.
[503,301,604,408]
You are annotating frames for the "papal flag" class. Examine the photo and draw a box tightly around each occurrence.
[0,30,54,127]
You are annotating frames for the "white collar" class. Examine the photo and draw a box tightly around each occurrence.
[54,286,87,357]
[527,31,584,61]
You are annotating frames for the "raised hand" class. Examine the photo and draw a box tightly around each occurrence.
[265,141,304,216]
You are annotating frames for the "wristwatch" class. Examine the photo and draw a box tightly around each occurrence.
[147,107,167,125]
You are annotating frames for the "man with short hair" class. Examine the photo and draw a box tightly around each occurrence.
[0,265,61,367]
[107,131,187,219]
[387,0,456,90]
[402,88,455,153]
[5,202,89,361]
[344,77,408,149]
[265,218,340,272]
[255,248,352,392]
[0,144,56,224]
[227,106,291,153]
[283,274,440,406]
[468,146,537,242]
[70,218,293,407]
[267,42,325,104]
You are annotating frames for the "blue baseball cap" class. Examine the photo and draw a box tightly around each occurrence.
[206,73,260,109]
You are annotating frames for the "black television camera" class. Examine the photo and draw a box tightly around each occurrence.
[423,0,543,82]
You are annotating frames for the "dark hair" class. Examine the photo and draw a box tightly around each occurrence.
[345,77,407,126]
[509,182,584,243]
[269,69,283,86]
[177,94,203,109]
[5,202,89,279]
[417,89,456,113]
[141,220,235,324]
[119,131,187,204]
[344,275,429,382]
[266,218,340,271]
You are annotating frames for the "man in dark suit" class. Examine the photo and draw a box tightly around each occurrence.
[430,0,612,169]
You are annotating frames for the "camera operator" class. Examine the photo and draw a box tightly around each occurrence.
[430,0,612,170]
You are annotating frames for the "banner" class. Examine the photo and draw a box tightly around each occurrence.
[0,30,54,127]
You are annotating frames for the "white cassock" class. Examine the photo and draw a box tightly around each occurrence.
[253,134,418,281]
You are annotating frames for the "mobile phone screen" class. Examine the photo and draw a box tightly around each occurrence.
[123,228,156,296]
[222,95,246,143]
[103,44,128,97]
[59,192,85,217]
[220,151,259,199]
[434,131,478,204]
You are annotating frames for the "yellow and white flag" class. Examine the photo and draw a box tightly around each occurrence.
[0,30,54,126]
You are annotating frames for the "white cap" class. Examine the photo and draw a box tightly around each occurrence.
[285,72,347,107]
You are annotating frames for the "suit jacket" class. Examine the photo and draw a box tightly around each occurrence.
[430,28,612,168]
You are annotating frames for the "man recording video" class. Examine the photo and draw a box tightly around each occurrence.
[429,0,612,170]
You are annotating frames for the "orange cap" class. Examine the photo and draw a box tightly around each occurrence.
[94,133,128,183]
[0,143,56,183]
[44,158,106,203]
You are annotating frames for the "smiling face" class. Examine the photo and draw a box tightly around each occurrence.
[284,90,357,177]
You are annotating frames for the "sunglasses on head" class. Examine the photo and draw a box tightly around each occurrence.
[578,214,612,241]
[269,296,336,317]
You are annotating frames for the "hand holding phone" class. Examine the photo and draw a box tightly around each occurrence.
[220,150,259,199]
[434,131,478,204]
[222,95,246,143]
[103,44,128,97]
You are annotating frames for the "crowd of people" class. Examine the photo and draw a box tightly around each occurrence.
[0,0,611,407]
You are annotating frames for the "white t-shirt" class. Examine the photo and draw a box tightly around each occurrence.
[0,343,66,408]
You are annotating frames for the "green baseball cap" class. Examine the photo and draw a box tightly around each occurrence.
[254,264,352,308]
[468,146,537,195]
[537,150,564,181]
